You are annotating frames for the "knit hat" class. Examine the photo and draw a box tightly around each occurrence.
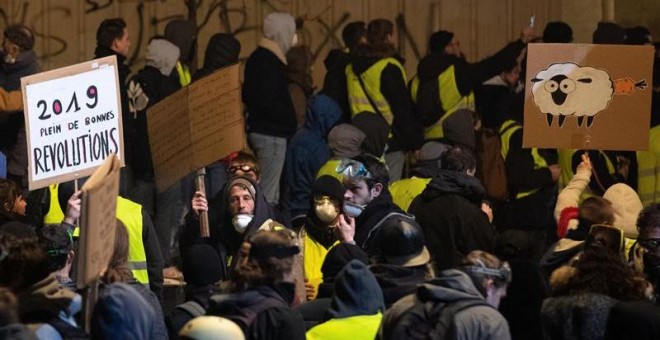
[543,21,573,43]
[263,12,297,55]
[311,175,345,205]
[179,316,244,340]
[225,177,256,201]
[625,26,652,45]
[327,260,385,318]
[351,112,389,157]
[377,217,430,267]
[429,30,454,54]
[181,244,223,287]
[328,124,366,158]
[603,183,643,238]
[4,25,34,51]
[592,22,625,44]
[203,33,241,70]
[145,39,180,76]
[91,283,155,340]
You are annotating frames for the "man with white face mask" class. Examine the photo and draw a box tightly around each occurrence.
[183,176,281,281]
[338,155,415,257]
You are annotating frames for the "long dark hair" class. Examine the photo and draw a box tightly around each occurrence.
[102,220,133,284]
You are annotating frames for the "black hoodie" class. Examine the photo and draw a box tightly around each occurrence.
[410,170,496,272]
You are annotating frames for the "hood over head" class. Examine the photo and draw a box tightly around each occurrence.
[164,19,196,62]
[327,260,384,319]
[603,183,642,238]
[304,95,342,137]
[91,283,155,340]
[145,38,180,76]
[263,12,296,55]
[328,124,366,158]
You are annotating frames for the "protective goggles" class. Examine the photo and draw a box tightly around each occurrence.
[336,159,372,179]
[462,260,512,284]
[228,164,256,174]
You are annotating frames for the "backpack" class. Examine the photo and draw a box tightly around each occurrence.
[387,296,492,340]
[476,124,517,201]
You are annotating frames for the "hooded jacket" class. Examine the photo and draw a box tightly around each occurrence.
[243,13,297,138]
[130,39,181,179]
[283,95,342,220]
[209,282,305,340]
[194,33,241,81]
[306,260,384,340]
[369,263,427,308]
[379,269,510,340]
[409,171,496,272]
[181,176,277,279]
[91,283,156,340]
[354,189,410,256]
[603,183,643,239]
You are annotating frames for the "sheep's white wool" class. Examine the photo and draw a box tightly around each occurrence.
[531,62,614,118]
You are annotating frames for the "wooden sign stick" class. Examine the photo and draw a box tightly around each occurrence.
[195,168,210,237]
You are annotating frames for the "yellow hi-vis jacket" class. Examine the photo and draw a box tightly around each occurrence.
[389,176,432,212]
[500,120,549,200]
[637,125,660,205]
[43,185,149,285]
[410,65,475,140]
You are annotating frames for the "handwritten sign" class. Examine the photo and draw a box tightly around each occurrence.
[524,44,653,151]
[21,56,124,190]
[77,154,120,289]
[148,64,245,192]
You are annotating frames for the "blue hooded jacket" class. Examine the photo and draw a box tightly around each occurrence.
[283,94,342,220]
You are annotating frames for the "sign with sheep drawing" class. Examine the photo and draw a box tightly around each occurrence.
[524,43,654,151]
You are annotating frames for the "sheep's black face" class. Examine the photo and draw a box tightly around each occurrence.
[543,74,577,106]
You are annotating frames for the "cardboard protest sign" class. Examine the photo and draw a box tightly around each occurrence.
[148,64,245,192]
[76,154,120,289]
[524,43,654,151]
[21,56,124,190]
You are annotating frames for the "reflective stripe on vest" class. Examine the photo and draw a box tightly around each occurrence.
[424,65,475,140]
[116,197,149,285]
[637,125,660,205]
[176,62,191,87]
[43,184,65,224]
[346,57,406,125]
[499,120,548,199]
[302,231,338,300]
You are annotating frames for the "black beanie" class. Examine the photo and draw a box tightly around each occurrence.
[311,175,345,205]
[203,33,241,70]
[592,22,625,44]
[182,244,223,286]
[543,21,573,43]
[429,30,454,54]
[321,243,369,283]
[4,25,34,51]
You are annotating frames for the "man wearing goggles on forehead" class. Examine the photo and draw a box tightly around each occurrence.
[336,155,414,257]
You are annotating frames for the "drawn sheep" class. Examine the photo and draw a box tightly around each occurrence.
[531,62,646,128]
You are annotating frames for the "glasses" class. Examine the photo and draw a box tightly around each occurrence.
[228,164,255,174]
[638,238,660,250]
[336,159,372,179]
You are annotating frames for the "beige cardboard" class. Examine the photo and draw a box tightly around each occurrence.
[148,64,245,192]
[524,43,654,151]
[21,56,125,190]
[76,154,120,289]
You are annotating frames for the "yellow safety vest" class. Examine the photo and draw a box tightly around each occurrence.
[500,120,548,199]
[410,66,475,140]
[389,176,432,212]
[306,313,383,340]
[43,184,65,224]
[44,185,149,285]
[346,57,406,125]
[301,229,338,300]
[175,61,191,87]
[637,125,660,206]
[116,197,149,285]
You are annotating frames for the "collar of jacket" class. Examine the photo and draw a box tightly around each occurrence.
[258,38,287,65]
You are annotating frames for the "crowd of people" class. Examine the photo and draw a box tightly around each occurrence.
[1,10,660,340]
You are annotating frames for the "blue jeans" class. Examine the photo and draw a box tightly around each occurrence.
[248,132,287,205]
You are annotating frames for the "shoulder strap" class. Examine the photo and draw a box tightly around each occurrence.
[177,300,206,318]
[354,64,386,120]
[427,297,493,340]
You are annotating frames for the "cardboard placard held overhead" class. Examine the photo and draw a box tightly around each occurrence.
[21,56,124,190]
[148,64,245,192]
[77,154,120,289]
[524,43,654,151]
